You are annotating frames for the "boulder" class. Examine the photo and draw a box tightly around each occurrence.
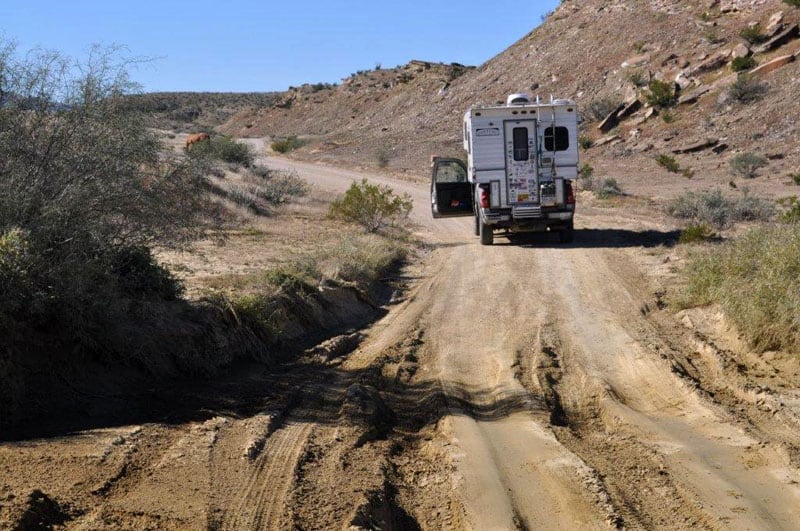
[678,85,711,105]
[766,12,784,37]
[731,43,751,59]
[597,103,626,132]
[671,138,719,154]
[622,53,651,68]
[749,54,795,77]
[594,134,621,147]
[752,24,799,54]
[675,71,695,90]
[616,99,642,120]
[686,52,728,77]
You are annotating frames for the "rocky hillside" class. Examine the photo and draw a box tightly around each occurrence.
[221,0,800,199]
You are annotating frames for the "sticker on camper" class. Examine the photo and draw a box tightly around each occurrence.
[475,128,500,137]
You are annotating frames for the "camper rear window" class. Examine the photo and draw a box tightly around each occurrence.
[544,126,569,151]
[512,127,529,161]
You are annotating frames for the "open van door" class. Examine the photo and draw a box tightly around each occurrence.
[431,158,473,218]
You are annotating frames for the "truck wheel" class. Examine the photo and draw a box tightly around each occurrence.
[479,220,494,245]
[559,222,574,244]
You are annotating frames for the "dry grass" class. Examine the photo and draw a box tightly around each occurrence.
[675,224,800,353]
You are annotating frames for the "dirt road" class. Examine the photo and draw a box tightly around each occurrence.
[2,153,800,529]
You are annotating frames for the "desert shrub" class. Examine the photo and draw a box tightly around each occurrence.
[667,189,774,228]
[661,110,674,123]
[579,135,594,149]
[594,178,624,198]
[655,154,680,173]
[271,136,304,153]
[189,135,254,166]
[728,74,767,103]
[111,246,183,301]
[586,96,622,121]
[645,80,677,108]
[731,56,757,72]
[729,152,767,178]
[679,223,716,244]
[739,24,767,44]
[785,0,800,7]
[329,179,412,232]
[791,173,800,185]
[250,164,272,179]
[676,224,800,352]
[579,163,595,190]
[251,171,309,205]
[778,196,800,223]
[0,43,206,321]
[626,69,648,87]
[376,147,391,168]
[320,233,408,285]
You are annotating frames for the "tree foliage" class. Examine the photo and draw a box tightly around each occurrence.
[0,41,210,346]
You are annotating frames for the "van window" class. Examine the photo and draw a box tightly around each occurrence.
[512,127,529,161]
[544,126,569,151]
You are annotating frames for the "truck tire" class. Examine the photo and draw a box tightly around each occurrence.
[479,219,494,245]
[559,221,574,244]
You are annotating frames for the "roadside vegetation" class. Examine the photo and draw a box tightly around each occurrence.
[667,188,774,228]
[0,42,413,428]
[675,224,800,353]
[329,179,413,232]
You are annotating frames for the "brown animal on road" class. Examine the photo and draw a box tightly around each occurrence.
[185,132,210,149]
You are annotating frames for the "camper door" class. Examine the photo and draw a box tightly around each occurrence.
[504,120,538,204]
[430,158,473,218]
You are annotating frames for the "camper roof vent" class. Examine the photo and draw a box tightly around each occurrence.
[506,93,530,106]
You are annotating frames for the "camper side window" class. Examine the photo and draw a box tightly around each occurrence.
[512,127,529,161]
[544,126,569,151]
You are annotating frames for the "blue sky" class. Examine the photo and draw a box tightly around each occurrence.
[2,0,560,93]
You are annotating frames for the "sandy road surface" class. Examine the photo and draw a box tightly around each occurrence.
[2,150,800,529]
[258,154,800,528]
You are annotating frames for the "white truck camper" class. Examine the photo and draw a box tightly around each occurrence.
[431,93,579,245]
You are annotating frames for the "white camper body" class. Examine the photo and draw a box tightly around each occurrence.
[431,94,579,245]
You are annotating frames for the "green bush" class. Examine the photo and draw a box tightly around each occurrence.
[594,178,624,199]
[376,147,391,168]
[271,136,304,153]
[790,173,800,185]
[731,56,757,72]
[667,189,774,228]
[785,0,800,7]
[251,171,309,205]
[111,246,184,300]
[739,25,767,44]
[645,80,677,108]
[729,152,767,179]
[329,179,413,232]
[778,196,800,223]
[728,74,767,103]
[679,223,716,244]
[586,97,622,121]
[579,135,594,149]
[188,135,254,166]
[655,154,680,173]
[676,224,800,352]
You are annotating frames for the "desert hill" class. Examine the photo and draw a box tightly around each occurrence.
[220,0,800,200]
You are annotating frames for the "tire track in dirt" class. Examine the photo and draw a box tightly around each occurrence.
[533,245,800,529]
[218,422,313,531]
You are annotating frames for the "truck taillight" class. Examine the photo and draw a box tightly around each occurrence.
[480,187,490,208]
[565,181,575,204]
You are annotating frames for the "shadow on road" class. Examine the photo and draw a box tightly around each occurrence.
[503,228,681,249]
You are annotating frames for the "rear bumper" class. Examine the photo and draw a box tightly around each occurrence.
[482,206,574,232]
